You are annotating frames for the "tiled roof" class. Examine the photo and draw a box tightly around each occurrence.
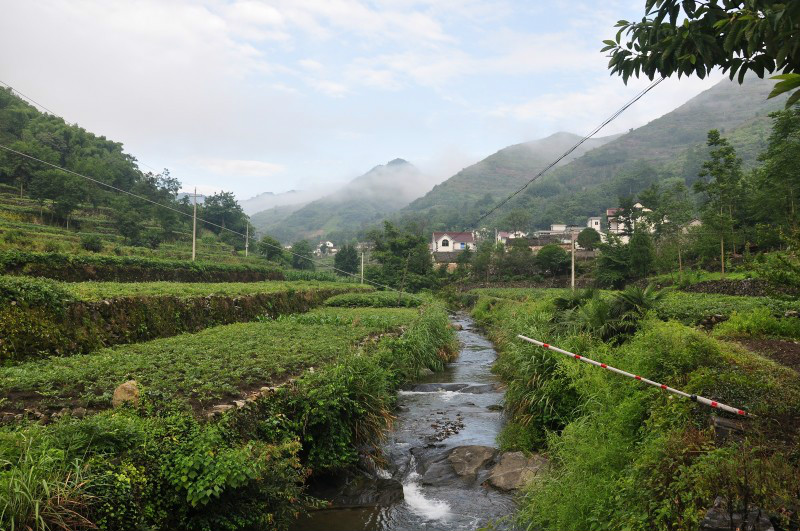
[432,231,474,242]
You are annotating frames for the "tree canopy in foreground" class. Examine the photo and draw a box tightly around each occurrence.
[605,1,800,105]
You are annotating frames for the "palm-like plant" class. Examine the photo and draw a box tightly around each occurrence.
[612,284,667,319]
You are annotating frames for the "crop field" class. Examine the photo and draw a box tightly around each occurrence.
[468,287,800,530]
[0,299,456,531]
[0,306,416,413]
[470,286,800,324]
[1,275,373,361]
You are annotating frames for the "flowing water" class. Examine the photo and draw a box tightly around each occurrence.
[293,313,515,531]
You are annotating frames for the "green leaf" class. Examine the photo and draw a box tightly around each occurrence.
[786,89,800,108]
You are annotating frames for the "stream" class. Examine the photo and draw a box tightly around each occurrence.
[293,313,516,531]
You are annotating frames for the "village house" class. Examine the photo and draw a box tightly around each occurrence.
[431,231,475,252]
[495,230,527,244]
[606,203,654,243]
[314,240,337,255]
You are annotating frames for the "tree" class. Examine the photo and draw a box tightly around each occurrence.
[605,2,800,106]
[629,230,655,278]
[577,227,601,250]
[257,234,284,261]
[694,130,744,275]
[595,234,631,288]
[365,221,435,292]
[535,244,569,276]
[334,244,359,275]
[290,240,315,270]
[638,180,695,240]
[748,109,800,231]
[472,240,496,282]
[454,247,473,278]
[501,209,530,234]
[502,238,534,278]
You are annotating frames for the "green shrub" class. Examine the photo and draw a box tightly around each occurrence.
[2,229,25,245]
[655,291,800,324]
[80,234,103,252]
[713,307,800,340]
[0,250,285,282]
[324,291,423,308]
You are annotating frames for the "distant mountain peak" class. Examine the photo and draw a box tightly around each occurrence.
[387,158,410,166]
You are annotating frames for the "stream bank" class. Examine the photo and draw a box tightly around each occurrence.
[293,313,528,531]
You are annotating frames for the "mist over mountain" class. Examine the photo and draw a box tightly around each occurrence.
[400,77,785,231]
[239,188,335,216]
[251,158,437,242]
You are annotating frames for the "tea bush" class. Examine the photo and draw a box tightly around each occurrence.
[713,307,800,340]
[324,290,425,308]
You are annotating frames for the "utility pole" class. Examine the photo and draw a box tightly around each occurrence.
[245,224,249,257]
[571,230,576,291]
[360,251,364,284]
[192,187,197,262]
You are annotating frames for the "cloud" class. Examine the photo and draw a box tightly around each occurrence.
[198,158,284,178]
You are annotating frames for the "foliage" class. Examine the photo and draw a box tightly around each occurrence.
[290,240,315,271]
[605,1,800,105]
[324,291,423,308]
[654,290,799,324]
[595,234,631,288]
[713,307,800,340]
[0,306,416,410]
[0,436,95,531]
[472,289,800,531]
[535,244,569,276]
[365,221,436,292]
[577,228,601,250]
[79,233,103,253]
[333,243,359,275]
[256,234,284,262]
[0,249,285,282]
[628,230,655,278]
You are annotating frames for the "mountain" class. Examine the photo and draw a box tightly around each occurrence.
[239,188,333,215]
[404,132,619,215]
[252,158,436,242]
[402,77,785,230]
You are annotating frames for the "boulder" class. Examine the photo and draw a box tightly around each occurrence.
[700,497,774,531]
[486,452,548,491]
[329,476,404,508]
[448,446,496,478]
[206,404,234,418]
[111,380,140,408]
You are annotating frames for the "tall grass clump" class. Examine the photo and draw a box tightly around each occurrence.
[0,435,95,531]
[513,319,800,531]
[324,291,424,308]
[713,307,800,340]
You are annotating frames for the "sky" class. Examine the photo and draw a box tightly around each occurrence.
[0,0,724,200]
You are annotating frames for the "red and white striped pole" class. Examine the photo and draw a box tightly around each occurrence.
[517,334,751,417]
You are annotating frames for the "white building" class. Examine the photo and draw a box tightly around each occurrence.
[431,231,475,252]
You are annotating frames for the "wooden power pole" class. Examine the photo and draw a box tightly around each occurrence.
[571,230,576,291]
[360,252,364,284]
[192,187,197,262]
[245,224,249,257]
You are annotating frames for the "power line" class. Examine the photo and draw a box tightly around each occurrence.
[474,77,665,226]
[0,142,420,299]
[0,80,163,175]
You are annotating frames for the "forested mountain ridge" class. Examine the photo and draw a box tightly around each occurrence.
[252,158,435,243]
[401,77,786,231]
[404,131,618,214]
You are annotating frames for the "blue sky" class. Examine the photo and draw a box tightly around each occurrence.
[0,0,724,200]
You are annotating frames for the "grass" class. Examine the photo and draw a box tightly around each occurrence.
[713,307,800,340]
[64,279,372,300]
[469,289,800,531]
[324,290,427,308]
[0,307,418,411]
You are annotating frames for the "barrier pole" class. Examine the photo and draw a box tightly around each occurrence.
[517,334,751,417]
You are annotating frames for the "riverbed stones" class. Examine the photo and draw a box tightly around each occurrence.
[448,445,496,478]
[485,452,548,491]
[329,475,404,508]
[699,497,774,531]
[112,380,140,408]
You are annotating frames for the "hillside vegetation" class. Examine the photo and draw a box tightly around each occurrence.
[403,78,786,231]
[253,158,437,243]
